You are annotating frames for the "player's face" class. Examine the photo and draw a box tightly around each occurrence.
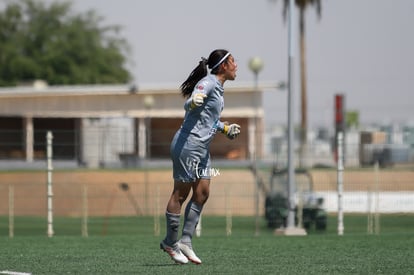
[223,55,238,80]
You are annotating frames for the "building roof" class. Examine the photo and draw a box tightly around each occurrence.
[0,82,275,118]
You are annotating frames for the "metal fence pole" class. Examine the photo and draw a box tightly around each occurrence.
[337,132,344,236]
[82,183,88,237]
[47,131,54,237]
[9,184,14,238]
[374,161,380,235]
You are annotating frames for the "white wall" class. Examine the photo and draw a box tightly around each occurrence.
[81,118,134,168]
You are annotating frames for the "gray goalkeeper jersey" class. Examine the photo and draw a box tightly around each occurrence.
[180,74,226,147]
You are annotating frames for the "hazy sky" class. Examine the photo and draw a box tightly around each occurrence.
[2,0,413,128]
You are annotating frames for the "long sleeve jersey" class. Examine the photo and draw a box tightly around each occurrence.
[180,74,226,147]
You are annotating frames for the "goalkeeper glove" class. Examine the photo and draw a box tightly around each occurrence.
[223,123,241,139]
[190,93,207,109]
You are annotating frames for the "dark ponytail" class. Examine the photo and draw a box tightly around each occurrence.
[180,58,208,98]
[180,49,229,98]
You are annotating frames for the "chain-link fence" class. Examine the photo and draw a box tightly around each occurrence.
[1,167,414,236]
[0,125,413,236]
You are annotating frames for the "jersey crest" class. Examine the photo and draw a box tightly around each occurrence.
[196,84,204,90]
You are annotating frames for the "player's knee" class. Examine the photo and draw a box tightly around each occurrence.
[194,190,209,205]
[178,195,188,205]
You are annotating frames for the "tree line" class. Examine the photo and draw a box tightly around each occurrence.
[0,0,131,87]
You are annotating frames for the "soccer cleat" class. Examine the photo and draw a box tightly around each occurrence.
[160,240,188,264]
[178,241,202,264]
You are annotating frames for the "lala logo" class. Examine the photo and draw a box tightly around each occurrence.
[195,160,220,178]
[196,85,204,90]
[185,157,220,178]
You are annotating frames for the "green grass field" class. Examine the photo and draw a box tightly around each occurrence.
[1,215,414,274]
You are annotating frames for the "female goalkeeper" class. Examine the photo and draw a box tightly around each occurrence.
[160,49,241,264]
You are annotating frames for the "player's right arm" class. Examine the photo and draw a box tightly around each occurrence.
[184,79,210,111]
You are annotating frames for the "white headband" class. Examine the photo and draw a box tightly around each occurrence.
[211,52,231,71]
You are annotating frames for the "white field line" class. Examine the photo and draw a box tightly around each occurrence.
[0,271,32,275]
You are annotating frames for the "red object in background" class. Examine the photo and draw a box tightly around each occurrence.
[334,94,345,163]
[335,94,344,127]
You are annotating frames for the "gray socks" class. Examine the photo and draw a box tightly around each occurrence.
[181,201,203,245]
[164,201,203,246]
[165,212,180,246]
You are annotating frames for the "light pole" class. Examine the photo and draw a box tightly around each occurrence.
[285,0,306,235]
[248,57,264,162]
[143,95,154,215]
[248,56,263,236]
[144,95,154,158]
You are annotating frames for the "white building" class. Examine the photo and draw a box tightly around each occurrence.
[0,83,274,168]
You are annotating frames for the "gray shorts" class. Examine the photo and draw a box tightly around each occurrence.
[170,131,211,182]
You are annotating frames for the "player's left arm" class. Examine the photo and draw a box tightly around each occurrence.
[217,121,241,140]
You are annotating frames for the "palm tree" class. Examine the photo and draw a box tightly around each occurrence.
[281,0,322,167]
